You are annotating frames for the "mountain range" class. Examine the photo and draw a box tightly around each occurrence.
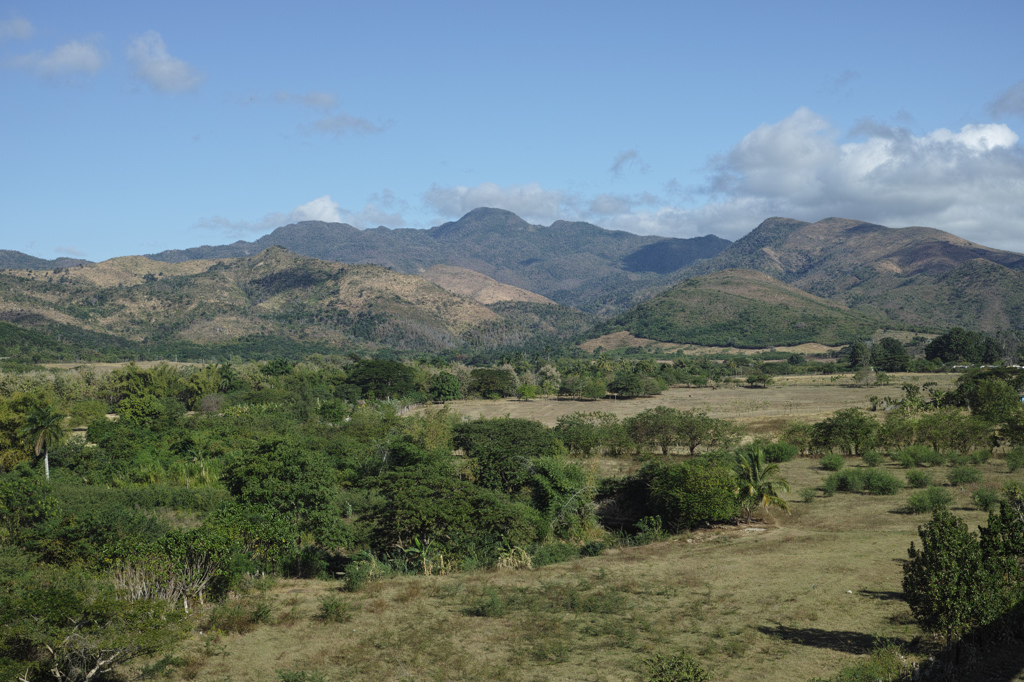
[146,208,731,315]
[2,208,1023,359]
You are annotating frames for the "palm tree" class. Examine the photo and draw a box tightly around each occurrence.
[735,447,790,523]
[17,404,67,480]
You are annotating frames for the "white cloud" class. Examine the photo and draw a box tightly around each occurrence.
[309,113,392,136]
[55,245,86,257]
[0,17,33,42]
[274,90,337,111]
[681,107,1024,248]
[990,81,1024,119]
[610,149,649,177]
[423,109,1024,251]
[7,39,104,76]
[289,195,341,223]
[424,182,575,224]
[195,194,409,237]
[126,31,202,93]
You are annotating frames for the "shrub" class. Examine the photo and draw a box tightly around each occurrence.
[638,651,712,682]
[970,449,993,465]
[947,465,982,487]
[918,448,948,467]
[863,469,903,495]
[631,515,669,545]
[317,594,358,623]
[763,441,798,463]
[822,469,865,495]
[861,451,884,467]
[1006,446,1024,473]
[820,452,845,471]
[799,487,816,503]
[972,487,1001,512]
[891,449,919,469]
[906,487,954,514]
[531,542,580,567]
[644,461,739,532]
[905,470,932,489]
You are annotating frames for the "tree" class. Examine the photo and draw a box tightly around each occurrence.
[677,409,737,456]
[903,510,1000,653]
[734,447,790,523]
[16,404,66,480]
[429,372,462,402]
[848,341,870,368]
[746,373,774,388]
[925,327,1002,364]
[871,338,910,372]
[626,407,682,456]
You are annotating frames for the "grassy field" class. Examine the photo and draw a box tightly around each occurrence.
[136,373,1024,681]
[432,373,959,432]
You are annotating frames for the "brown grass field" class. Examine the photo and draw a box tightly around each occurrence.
[138,373,1024,681]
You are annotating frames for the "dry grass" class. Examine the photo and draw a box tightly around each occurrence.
[131,374,1023,681]
[429,373,960,428]
[138,458,1024,681]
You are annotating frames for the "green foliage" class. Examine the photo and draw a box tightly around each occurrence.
[613,270,882,348]
[812,408,877,456]
[798,487,816,503]
[822,469,903,496]
[871,337,910,372]
[429,371,462,402]
[861,450,884,467]
[454,417,565,495]
[637,651,713,682]
[643,461,739,532]
[734,447,790,522]
[972,487,1001,512]
[905,470,933,488]
[819,452,845,471]
[762,441,797,463]
[925,327,1002,364]
[903,510,1002,644]
[222,438,341,541]
[317,594,359,623]
[469,368,515,398]
[368,466,541,561]
[810,642,912,681]
[947,465,982,487]
[345,359,417,399]
[906,487,954,514]
[1007,446,1024,472]
[0,551,190,681]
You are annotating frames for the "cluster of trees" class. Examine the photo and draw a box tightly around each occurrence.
[0,357,804,678]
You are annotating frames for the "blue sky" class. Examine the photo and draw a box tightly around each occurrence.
[3,1,1024,261]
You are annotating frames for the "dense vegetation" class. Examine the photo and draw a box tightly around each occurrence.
[1,337,1023,678]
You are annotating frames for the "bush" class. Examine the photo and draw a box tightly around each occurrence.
[763,442,798,463]
[906,486,954,514]
[644,462,739,532]
[531,542,580,567]
[971,449,993,465]
[972,487,1001,512]
[863,469,904,495]
[317,594,358,623]
[799,487,816,503]
[638,651,712,682]
[947,465,982,486]
[822,469,865,495]
[1006,446,1024,473]
[820,452,845,471]
[861,451,884,467]
[905,470,932,489]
